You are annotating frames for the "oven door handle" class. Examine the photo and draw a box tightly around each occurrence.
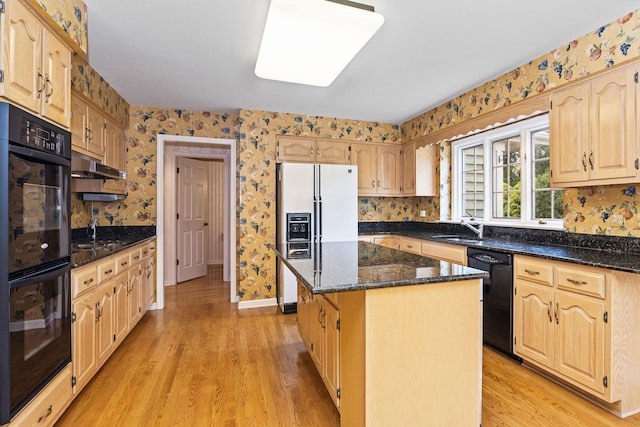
[9,143,70,168]
[9,263,71,288]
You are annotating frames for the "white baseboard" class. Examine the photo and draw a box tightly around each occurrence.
[238,298,277,310]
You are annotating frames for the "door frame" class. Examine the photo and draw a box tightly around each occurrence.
[156,135,237,309]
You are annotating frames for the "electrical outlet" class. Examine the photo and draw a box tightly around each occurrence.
[611,214,624,226]
[419,210,426,217]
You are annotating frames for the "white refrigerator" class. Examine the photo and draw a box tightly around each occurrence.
[276,163,358,313]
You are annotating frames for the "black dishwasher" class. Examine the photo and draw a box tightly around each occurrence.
[467,248,521,361]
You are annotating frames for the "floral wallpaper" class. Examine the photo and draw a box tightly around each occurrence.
[400,9,640,236]
[358,197,438,222]
[236,110,400,300]
[38,0,88,54]
[71,56,130,127]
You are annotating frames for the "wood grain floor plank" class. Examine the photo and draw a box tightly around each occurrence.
[56,265,640,426]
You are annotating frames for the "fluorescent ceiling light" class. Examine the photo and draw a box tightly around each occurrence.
[255,0,384,87]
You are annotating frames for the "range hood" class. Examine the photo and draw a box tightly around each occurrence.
[71,153,126,180]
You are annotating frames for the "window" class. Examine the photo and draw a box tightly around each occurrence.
[452,114,563,227]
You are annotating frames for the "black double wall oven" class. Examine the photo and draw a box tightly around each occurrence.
[0,103,72,423]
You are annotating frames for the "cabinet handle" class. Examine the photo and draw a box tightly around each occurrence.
[95,302,102,321]
[547,301,553,322]
[83,277,94,285]
[37,69,45,99]
[121,262,128,267]
[310,149,314,157]
[37,405,53,423]
[582,153,587,172]
[566,278,588,285]
[524,269,540,276]
[317,148,320,157]
[372,180,376,188]
[555,302,559,324]
[377,180,381,187]
[105,269,113,275]
[589,151,594,170]
[44,74,53,102]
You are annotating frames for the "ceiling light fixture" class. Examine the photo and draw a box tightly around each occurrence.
[255,0,384,87]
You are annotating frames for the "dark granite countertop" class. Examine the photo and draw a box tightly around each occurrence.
[275,241,488,294]
[71,226,156,268]
[361,227,640,274]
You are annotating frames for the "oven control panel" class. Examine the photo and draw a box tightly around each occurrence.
[21,117,67,156]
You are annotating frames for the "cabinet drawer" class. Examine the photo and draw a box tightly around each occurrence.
[555,265,607,299]
[400,238,421,254]
[421,241,466,265]
[141,242,155,259]
[97,259,116,284]
[373,236,400,249]
[515,256,553,286]
[129,247,142,264]
[71,265,97,299]
[10,363,72,427]
[115,252,131,274]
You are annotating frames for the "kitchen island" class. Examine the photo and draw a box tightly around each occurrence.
[275,241,488,427]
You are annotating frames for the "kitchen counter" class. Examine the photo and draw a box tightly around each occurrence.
[275,241,488,294]
[275,241,484,426]
[362,229,640,274]
[71,226,156,267]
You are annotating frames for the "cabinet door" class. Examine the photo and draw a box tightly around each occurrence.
[323,300,340,408]
[114,273,129,345]
[554,290,606,396]
[87,104,106,158]
[41,31,71,127]
[316,139,350,164]
[310,295,325,371]
[70,96,89,151]
[2,0,43,113]
[373,236,400,249]
[72,292,97,393]
[590,66,637,182]
[351,143,377,195]
[297,282,311,349]
[96,281,115,367]
[415,144,437,196]
[128,267,141,327]
[550,83,590,185]
[377,144,402,195]
[513,281,554,368]
[277,137,314,163]
[401,142,416,195]
[144,257,155,311]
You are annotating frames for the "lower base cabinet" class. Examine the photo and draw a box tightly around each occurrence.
[7,364,72,427]
[514,255,640,418]
[297,282,341,409]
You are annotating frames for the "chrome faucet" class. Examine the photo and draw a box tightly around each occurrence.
[461,219,483,239]
[89,218,98,241]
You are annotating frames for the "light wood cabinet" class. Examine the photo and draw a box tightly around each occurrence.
[550,63,638,186]
[277,136,350,164]
[399,237,421,254]
[351,143,402,196]
[8,364,72,427]
[102,117,127,194]
[71,259,115,394]
[71,240,155,397]
[514,256,611,400]
[296,283,341,409]
[1,0,71,128]
[420,240,467,265]
[415,143,438,196]
[372,235,400,249]
[401,142,416,195]
[70,95,105,158]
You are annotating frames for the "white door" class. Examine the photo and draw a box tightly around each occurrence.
[177,157,208,283]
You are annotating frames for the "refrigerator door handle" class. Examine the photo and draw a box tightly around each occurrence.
[317,165,322,242]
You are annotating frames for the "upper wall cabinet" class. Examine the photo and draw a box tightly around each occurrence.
[1,0,71,128]
[71,94,106,159]
[407,142,437,197]
[550,63,637,186]
[277,136,350,164]
[351,143,401,196]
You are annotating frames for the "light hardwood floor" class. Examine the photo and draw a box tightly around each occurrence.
[57,266,640,426]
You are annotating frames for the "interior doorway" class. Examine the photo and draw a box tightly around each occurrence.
[156,135,237,309]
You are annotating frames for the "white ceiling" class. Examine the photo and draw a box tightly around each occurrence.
[82,1,637,124]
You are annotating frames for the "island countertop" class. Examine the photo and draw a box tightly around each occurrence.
[275,241,488,294]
